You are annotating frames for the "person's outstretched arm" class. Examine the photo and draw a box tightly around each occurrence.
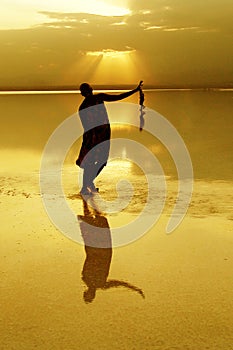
[103,279,145,298]
[100,81,143,102]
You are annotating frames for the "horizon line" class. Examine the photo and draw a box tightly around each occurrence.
[1,86,233,93]
[1,88,233,96]
[0,83,233,92]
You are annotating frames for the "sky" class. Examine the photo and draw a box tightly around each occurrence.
[0,0,232,88]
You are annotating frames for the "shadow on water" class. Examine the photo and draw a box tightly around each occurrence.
[77,198,145,304]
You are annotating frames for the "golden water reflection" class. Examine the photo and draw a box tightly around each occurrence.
[77,198,145,303]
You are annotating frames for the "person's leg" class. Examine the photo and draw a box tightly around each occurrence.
[95,162,106,177]
[80,164,93,194]
[81,162,103,192]
[82,161,106,193]
[80,137,110,194]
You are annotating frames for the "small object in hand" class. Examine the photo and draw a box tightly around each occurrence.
[139,88,144,106]
[138,81,145,131]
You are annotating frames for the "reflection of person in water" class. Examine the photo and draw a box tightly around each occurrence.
[78,199,145,303]
[76,81,143,195]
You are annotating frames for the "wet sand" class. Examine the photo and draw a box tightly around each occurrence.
[1,90,233,348]
[1,170,233,350]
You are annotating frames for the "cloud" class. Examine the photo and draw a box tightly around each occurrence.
[84,48,136,58]
[38,11,125,26]
[143,25,165,31]
[37,1,233,34]
[0,1,232,87]
[110,21,127,26]
[162,26,200,32]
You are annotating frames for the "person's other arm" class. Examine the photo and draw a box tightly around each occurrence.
[100,81,143,102]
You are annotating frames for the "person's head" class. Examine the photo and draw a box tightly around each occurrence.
[80,83,93,97]
[83,287,96,303]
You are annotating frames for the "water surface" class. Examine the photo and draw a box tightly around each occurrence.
[1,89,232,180]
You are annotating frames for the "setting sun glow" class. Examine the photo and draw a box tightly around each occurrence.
[0,0,131,29]
[83,49,139,84]
[86,49,136,59]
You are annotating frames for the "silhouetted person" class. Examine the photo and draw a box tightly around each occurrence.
[76,81,143,195]
[77,198,145,303]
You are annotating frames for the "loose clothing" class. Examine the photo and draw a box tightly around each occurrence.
[76,94,111,169]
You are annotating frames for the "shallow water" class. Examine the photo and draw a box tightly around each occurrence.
[1,90,232,180]
[1,91,233,350]
[1,89,232,227]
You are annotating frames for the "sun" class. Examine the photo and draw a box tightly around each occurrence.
[66,46,149,86]
[0,0,131,29]
[73,0,131,17]
[83,49,138,84]
[38,0,131,17]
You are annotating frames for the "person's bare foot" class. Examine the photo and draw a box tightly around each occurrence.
[88,183,99,193]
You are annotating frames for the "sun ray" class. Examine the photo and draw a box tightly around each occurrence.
[84,49,140,85]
